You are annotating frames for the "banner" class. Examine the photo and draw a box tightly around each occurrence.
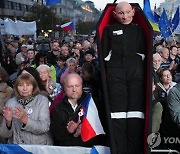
[4,18,19,35]
[16,20,36,35]
[2,19,36,35]
[0,144,111,154]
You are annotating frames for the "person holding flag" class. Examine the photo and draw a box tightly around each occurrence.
[50,73,106,146]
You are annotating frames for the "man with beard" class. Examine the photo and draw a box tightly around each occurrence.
[50,73,105,146]
[51,73,85,146]
[47,41,60,66]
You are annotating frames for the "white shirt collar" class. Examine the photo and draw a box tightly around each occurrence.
[68,99,78,111]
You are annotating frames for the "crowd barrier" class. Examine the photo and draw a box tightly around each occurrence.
[0,144,110,154]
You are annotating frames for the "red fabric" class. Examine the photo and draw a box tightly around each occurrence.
[81,117,96,142]
[62,27,73,31]
[49,91,65,118]
[98,5,117,41]
[97,4,152,154]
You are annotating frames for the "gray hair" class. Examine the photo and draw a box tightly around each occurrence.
[153,53,162,60]
[36,64,51,72]
[66,57,76,65]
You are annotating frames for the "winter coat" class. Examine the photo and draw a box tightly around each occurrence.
[0,94,53,145]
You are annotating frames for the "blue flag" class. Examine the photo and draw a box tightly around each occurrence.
[46,0,61,6]
[143,0,156,23]
[158,9,172,38]
[154,12,160,23]
[171,7,179,31]
[0,144,32,154]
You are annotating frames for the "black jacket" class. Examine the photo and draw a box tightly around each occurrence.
[50,94,85,146]
[102,23,146,67]
[50,93,106,146]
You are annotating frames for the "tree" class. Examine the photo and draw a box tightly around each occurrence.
[27,4,61,34]
[76,21,97,35]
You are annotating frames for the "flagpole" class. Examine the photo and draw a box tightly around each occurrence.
[169,23,177,46]
[0,30,6,55]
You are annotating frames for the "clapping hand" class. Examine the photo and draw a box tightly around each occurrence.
[3,106,13,127]
[67,120,81,134]
[13,106,28,124]
[73,123,81,137]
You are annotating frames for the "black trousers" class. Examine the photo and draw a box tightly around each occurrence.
[106,65,145,154]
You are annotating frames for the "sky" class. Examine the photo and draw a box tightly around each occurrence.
[88,0,165,10]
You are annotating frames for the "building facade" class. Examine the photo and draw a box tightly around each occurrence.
[0,0,101,24]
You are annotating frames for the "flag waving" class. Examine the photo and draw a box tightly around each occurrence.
[143,0,160,31]
[143,0,156,22]
[158,9,172,38]
[171,7,179,32]
[61,22,74,31]
[81,94,105,142]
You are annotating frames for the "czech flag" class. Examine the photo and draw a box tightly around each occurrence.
[60,22,74,31]
[81,93,105,142]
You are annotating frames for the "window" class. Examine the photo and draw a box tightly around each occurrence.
[59,8,62,14]
[13,2,17,10]
[19,3,22,11]
[10,1,13,9]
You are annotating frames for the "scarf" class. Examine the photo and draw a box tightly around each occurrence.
[17,96,34,107]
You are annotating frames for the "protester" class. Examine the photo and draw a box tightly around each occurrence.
[26,49,36,67]
[37,64,62,104]
[50,73,104,146]
[152,53,162,84]
[60,57,80,84]
[15,44,28,65]
[34,52,56,82]
[47,41,60,66]
[151,78,163,133]
[20,67,46,92]
[0,73,53,144]
[0,66,13,143]
[64,31,75,43]
[55,55,67,83]
[80,62,101,99]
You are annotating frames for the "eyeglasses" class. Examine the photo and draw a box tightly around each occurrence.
[69,64,76,67]
[162,74,172,78]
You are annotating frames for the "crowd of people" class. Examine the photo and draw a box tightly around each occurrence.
[0,30,105,147]
[0,2,180,153]
[152,40,180,151]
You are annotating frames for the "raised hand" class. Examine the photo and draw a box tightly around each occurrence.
[67,120,81,134]
[3,106,13,127]
[13,106,28,124]
[73,123,81,137]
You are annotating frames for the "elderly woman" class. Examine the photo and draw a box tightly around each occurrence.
[0,73,52,144]
[60,57,81,84]
[36,64,62,104]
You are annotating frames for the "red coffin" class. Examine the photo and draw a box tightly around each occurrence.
[96,3,153,154]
